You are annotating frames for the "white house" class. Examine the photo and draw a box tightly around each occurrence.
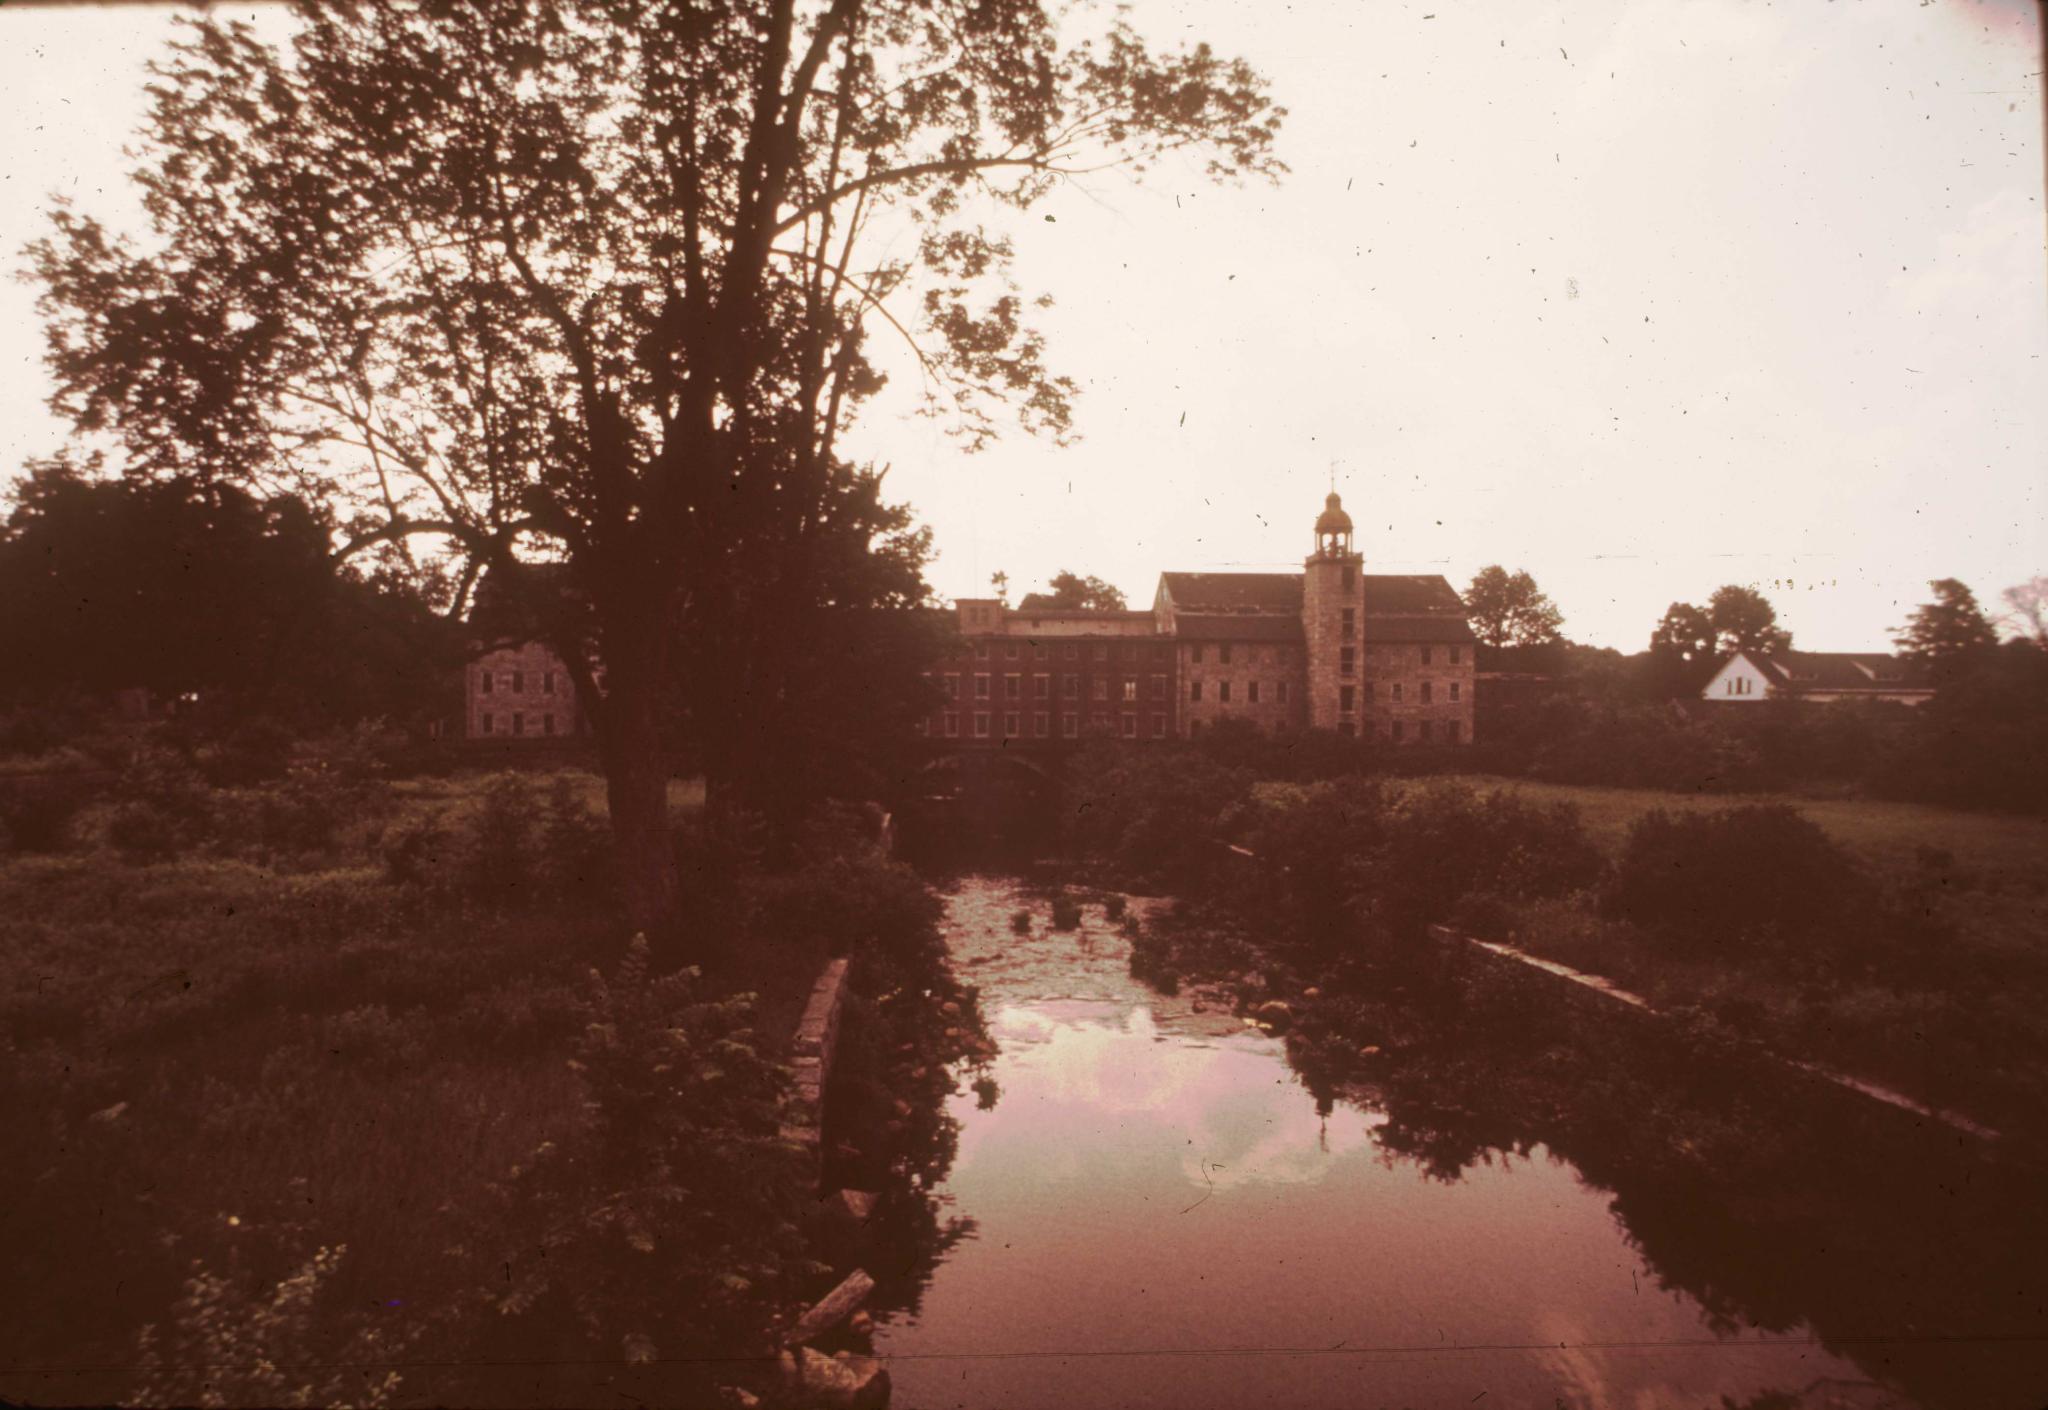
[1701,650,1933,707]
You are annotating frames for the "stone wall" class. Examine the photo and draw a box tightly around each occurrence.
[1360,641,1476,745]
[1179,640,1308,735]
[783,956,853,1184]
[468,641,581,739]
[1301,552,1361,731]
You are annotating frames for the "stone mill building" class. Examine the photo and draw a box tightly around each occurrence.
[925,493,1477,746]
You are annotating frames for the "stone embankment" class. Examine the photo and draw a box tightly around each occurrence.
[1427,923,2001,1143]
[737,954,891,1410]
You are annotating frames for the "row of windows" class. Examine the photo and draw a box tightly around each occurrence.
[1724,676,1757,696]
[1186,642,1297,666]
[478,669,559,696]
[971,639,1170,664]
[1336,680,1462,711]
[941,673,1170,702]
[478,712,560,736]
[1188,679,1289,705]
[1328,719,1463,743]
[933,711,1171,740]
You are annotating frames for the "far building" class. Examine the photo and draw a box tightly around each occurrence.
[1701,650,1934,707]
[921,493,1477,746]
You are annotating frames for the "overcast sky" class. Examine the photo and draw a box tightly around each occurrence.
[2,0,2041,650]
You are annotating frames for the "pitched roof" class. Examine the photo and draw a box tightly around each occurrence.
[1362,574,1467,615]
[1175,614,1304,642]
[1741,650,1930,692]
[1159,572,1304,613]
[1363,615,1477,644]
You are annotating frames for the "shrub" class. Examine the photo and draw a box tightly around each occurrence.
[1063,742,1252,883]
[1009,909,1033,935]
[536,777,613,899]
[460,773,537,902]
[1605,805,1870,957]
[1049,894,1082,930]
[107,800,188,863]
[199,718,297,787]
[380,813,454,890]
[0,776,89,853]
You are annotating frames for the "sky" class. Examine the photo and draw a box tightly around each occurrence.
[1,0,2042,651]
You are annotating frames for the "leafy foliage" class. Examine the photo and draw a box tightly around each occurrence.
[1893,577,1998,683]
[1464,565,1564,648]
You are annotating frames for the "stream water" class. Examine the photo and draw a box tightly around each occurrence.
[869,875,1916,1410]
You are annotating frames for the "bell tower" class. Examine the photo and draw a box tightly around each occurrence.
[1302,492,1363,732]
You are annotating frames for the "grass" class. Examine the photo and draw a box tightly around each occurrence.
[0,765,732,1395]
[1397,775,2048,1133]
[1421,773,2048,884]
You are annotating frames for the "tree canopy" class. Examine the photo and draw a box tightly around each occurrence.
[0,458,456,728]
[1020,570,1128,611]
[1464,565,1563,649]
[29,0,1284,946]
[1894,577,1998,682]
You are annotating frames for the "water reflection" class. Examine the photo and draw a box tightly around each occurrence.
[874,876,1920,1410]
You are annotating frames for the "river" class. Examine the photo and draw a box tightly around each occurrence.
[869,874,1913,1410]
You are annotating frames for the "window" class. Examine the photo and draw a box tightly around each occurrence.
[512,670,525,693]
[1093,679,1109,701]
[975,674,991,699]
[512,712,525,736]
[1092,711,1110,730]
[946,675,960,699]
[1154,644,1168,663]
[1450,646,1462,665]
[1219,681,1232,703]
[1035,642,1048,660]
[1421,682,1434,703]
[1449,681,1461,702]
[1121,714,1137,738]
[1064,674,1079,698]
[1342,565,1355,590]
[1279,681,1290,704]
[1005,712,1020,737]
[1006,674,1021,700]
[1392,720,1405,743]
[1034,712,1049,738]
[543,672,556,696]
[1094,643,1109,661]
[944,713,959,737]
[1340,685,1355,713]
[974,713,991,737]
[480,671,494,695]
[1035,674,1050,699]
[1152,714,1167,737]
[1447,720,1462,744]
[1420,720,1434,743]
[1064,642,1078,660]
[1190,681,1203,702]
[1151,674,1167,699]
[1340,646,1356,677]
[975,641,990,660]
[1421,647,1433,666]
[1392,682,1404,702]
[1342,607,1355,636]
[480,712,493,734]
[543,714,555,736]
[1062,712,1078,737]
[1248,680,1261,703]
[1220,643,1234,664]
[1122,679,1138,703]
[1192,643,1205,664]
[1122,642,1135,661]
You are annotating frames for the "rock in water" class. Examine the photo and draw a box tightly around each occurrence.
[780,1346,891,1409]
[787,1268,876,1346]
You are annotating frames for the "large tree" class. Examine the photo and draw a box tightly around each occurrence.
[1894,577,1998,683]
[1019,569,1127,611]
[1997,575,2047,648]
[1706,584,1791,655]
[0,456,456,727]
[1464,565,1563,649]
[30,0,1283,951]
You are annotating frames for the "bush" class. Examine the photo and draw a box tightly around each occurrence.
[460,773,537,902]
[107,800,189,863]
[1049,894,1082,930]
[536,777,613,899]
[0,776,89,853]
[1605,805,1870,957]
[199,718,297,787]
[1063,742,1252,883]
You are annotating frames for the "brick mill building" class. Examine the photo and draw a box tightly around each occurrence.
[922,493,1477,746]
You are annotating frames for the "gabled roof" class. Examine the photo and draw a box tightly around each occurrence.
[1175,614,1304,642]
[1364,616,1477,644]
[1735,650,1930,692]
[1362,574,1467,616]
[1158,572,1304,613]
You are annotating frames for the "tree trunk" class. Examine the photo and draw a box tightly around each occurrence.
[599,679,683,959]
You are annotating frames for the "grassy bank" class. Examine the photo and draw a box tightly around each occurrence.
[0,763,860,1407]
